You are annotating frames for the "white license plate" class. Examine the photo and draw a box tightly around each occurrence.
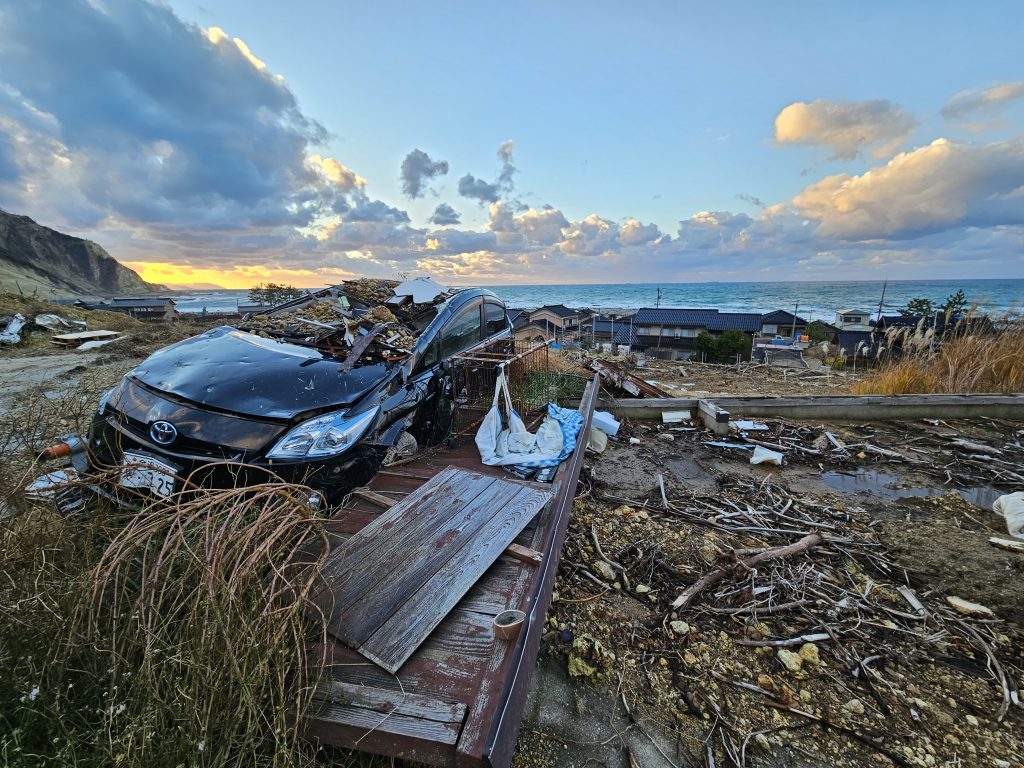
[120,452,178,497]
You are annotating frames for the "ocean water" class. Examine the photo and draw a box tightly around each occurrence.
[172,279,1024,320]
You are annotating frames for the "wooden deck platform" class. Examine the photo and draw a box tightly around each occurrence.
[301,376,598,768]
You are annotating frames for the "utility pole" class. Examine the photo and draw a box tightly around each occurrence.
[791,301,799,339]
[875,281,887,325]
[656,286,662,308]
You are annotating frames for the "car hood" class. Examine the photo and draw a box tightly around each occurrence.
[128,326,391,419]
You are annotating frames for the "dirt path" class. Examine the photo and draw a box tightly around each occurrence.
[0,351,102,405]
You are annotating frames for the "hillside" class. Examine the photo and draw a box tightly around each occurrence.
[0,209,165,296]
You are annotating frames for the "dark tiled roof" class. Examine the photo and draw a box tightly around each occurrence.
[531,304,577,318]
[761,309,809,325]
[633,308,761,333]
[612,325,637,345]
[589,317,635,333]
[506,308,526,324]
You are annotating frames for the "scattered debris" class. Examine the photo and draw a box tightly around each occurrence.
[238,278,451,367]
[549,446,1024,767]
[33,313,72,331]
[946,595,996,618]
[662,410,691,424]
[750,445,784,465]
[51,329,121,347]
[0,313,26,344]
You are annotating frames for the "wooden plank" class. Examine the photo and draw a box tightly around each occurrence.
[600,393,1024,422]
[307,699,461,745]
[358,483,552,673]
[989,537,1024,554]
[315,680,467,726]
[51,329,121,343]
[502,543,542,566]
[350,487,397,508]
[317,467,487,589]
[327,474,506,642]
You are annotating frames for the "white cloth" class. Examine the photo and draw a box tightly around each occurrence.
[993,492,1024,539]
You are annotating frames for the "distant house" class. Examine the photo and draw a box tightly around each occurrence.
[505,308,528,329]
[760,310,810,339]
[629,308,762,361]
[583,314,636,344]
[527,304,587,334]
[87,296,177,321]
[835,309,873,328]
[514,318,559,346]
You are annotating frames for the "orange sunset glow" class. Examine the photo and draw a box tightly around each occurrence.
[122,261,353,289]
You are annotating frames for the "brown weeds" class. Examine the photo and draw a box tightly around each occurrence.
[853,321,1024,395]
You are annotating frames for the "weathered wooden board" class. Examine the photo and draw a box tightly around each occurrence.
[336,481,540,649]
[311,680,467,745]
[318,466,551,674]
[358,482,549,672]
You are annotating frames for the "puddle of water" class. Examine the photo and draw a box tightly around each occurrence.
[820,469,1003,511]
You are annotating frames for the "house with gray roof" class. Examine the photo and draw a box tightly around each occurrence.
[629,308,762,360]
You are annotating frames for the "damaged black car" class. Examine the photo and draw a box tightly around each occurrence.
[45,280,511,509]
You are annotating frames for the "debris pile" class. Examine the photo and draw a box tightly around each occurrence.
[546,474,1023,767]
[700,417,1024,493]
[238,277,454,367]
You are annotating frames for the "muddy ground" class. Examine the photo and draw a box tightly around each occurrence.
[518,415,1023,768]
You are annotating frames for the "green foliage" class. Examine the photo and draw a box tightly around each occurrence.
[900,297,935,317]
[694,331,717,357]
[247,282,304,307]
[943,289,968,315]
[694,329,748,362]
[807,320,833,344]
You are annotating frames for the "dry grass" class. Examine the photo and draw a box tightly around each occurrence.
[852,323,1024,395]
[0,366,334,768]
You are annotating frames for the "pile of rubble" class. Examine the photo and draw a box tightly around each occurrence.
[545,472,1023,767]
[238,277,453,367]
[700,417,1024,494]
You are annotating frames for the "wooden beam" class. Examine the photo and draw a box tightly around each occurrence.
[350,487,396,509]
[502,543,543,566]
[598,393,1024,422]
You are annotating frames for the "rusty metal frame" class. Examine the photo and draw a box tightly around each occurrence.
[479,373,599,768]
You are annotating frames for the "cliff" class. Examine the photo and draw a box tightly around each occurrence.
[0,209,165,296]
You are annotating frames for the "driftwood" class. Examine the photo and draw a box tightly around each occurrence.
[671,532,824,609]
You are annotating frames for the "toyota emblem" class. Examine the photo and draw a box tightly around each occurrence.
[149,420,178,445]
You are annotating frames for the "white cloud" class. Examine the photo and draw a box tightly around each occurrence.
[774,99,916,159]
[792,137,1024,239]
[942,82,1024,119]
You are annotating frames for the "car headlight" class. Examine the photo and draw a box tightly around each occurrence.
[266,407,379,460]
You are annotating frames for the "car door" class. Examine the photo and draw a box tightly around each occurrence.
[409,299,485,445]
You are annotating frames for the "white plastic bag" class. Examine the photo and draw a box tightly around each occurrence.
[993,492,1024,539]
[475,370,568,467]
[750,445,784,466]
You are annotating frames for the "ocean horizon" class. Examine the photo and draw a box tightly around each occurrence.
[171,278,1024,320]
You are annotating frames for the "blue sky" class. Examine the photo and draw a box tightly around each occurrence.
[0,0,1022,286]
